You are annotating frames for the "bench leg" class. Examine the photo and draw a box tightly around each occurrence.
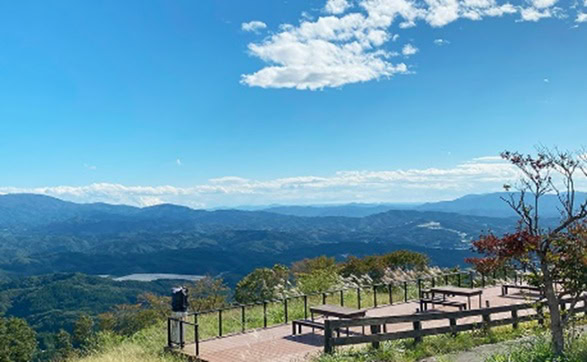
[292,323,296,335]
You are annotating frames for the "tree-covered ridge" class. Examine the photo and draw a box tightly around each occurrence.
[0,193,520,285]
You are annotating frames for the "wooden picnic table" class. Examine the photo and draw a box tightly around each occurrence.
[310,304,367,320]
[429,286,483,310]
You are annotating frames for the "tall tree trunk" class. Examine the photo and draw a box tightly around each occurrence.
[541,264,565,355]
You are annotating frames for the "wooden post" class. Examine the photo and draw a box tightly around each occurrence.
[469,271,474,287]
[370,325,381,349]
[179,320,184,348]
[218,309,223,337]
[388,284,393,305]
[304,295,308,319]
[445,274,449,285]
[167,318,171,348]
[482,310,491,331]
[340,290,344,306]
[322,293,327,305]
[449,317,457,337]
[373,286,378,307]
[417,279,422,298]
[512,307,519,329]
[195,323,199,356]
[241,305,246,332]
[357,288,361,309]
[404,281,408,302]
[413,321,422,343]
[538,304,544,326]
[324,319,333,354]
[432,277,436,288]
[284,298,288,323]
[263,302,267,328]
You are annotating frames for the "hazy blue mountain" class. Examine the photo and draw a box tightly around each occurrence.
[0,193,534,284]
[263,203,418,217]
[416,192,587,218]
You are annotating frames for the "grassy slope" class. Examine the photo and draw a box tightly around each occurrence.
[70,323,182,362]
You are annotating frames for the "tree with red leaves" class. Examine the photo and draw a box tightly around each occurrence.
[467,149,587,356]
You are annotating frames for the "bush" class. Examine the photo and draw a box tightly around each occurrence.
[486,332,587,362]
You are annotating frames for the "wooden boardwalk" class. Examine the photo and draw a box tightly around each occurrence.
[179,286,544,362]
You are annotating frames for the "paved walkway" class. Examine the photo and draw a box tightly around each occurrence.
[179,286,545,362]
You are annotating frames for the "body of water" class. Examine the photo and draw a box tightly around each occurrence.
[112,273,204,282]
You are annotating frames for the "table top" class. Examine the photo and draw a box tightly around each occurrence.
[429,286,483,296]
[309,304,367,318]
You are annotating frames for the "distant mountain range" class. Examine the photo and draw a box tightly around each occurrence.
[262,192,587,218]
[0,192,580,284]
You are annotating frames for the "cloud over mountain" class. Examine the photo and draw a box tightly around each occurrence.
[0,156,527,208]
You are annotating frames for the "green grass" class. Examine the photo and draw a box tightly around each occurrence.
[486,332,587,362]
[70,323,185,362]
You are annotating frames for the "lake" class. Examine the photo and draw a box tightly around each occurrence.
[112,273,205,282]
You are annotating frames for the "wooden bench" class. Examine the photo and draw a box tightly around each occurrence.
[420,297,467,311]
[292,319,324,335]
[501,284,542,296]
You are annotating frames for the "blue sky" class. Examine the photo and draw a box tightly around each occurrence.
[0,0,586,207]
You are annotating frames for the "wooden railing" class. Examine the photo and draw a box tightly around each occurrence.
[323,295,587,353]
[190,269,487,339]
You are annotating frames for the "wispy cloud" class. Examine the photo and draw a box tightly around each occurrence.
[1,156,531,208]
[241,20,267,33]
[84,163,97,171]
[176,158,182,166]
[241,0,578,90]
[433,38,450,46]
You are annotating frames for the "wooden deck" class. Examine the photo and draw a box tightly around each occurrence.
[178,286,546,362]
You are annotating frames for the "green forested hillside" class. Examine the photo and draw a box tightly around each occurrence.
[0,273,176,352]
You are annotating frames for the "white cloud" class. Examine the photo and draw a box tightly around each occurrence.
[520,7,552,21]
[240,0,542,90]
[0,156,531,208]
[240,13,409,90]
[577,12,587,22]
[242,20,267,33]
[84,163,97,171]
[530,0,557,9]
[402,43,419,55]
[176,159,182,166]
[543,78,549,83]
[433,38,450,45]
[325,0,352,14]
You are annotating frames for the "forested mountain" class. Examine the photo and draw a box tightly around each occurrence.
[0,193,523,285]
